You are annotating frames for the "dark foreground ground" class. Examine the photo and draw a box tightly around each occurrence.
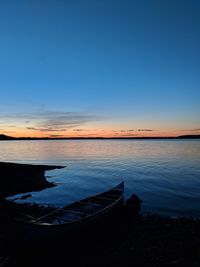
[1,162,199,266]
[0,209,200,267]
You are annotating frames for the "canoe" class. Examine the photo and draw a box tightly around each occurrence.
[10,181,124,241]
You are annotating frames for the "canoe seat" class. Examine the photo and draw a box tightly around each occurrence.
[37,222,52,225]
[79,201,103,208]
[63,209,85,215]
[54,216,71,222]
[90,196,114,205]
[94,196,115,201]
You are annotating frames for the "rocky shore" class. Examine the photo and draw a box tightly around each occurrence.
[0,211,200,267]
[0,162,199,267]
[0,162,65,197]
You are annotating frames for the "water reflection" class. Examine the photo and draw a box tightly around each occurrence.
[1,140,200,217]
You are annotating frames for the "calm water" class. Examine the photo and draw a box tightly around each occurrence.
[1,139,200,217]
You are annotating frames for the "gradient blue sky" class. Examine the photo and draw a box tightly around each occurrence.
[0,0,199,137]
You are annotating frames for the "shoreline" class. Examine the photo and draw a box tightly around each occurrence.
[0,134,200,141]
[0,162,199,266]
[0,162,65,197]
[0,211,200,267]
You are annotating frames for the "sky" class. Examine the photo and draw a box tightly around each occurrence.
[0,0,199,137]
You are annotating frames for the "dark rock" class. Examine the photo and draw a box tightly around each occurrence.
[0,162,65,197]
[125,193,143,216]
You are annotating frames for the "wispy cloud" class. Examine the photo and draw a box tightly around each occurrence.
[73,129,85,132]
[182,128,200,132]
[118,129,135,133]
[137,129,154,132]
[117,133,138,137]
[0,125,17,128]
[1,111,102,133]
[48,134,66,138]
[114,129,154,133]
[73,128,101,132]
[26,127,67,132]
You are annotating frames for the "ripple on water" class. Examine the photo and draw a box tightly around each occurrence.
[1,139,200,217]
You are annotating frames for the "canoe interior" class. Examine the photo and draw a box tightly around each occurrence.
[18,182,124,226]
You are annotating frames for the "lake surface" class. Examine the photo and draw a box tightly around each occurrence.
[1,139,200,217]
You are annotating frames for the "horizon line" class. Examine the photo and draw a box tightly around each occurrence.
[0,134,200,140]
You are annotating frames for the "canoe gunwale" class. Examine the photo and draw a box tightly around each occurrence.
[13,181,124,228]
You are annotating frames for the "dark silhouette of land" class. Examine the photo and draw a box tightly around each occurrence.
[0,134,200,140]
[1,208,200,267]
[0,162,65,197]
[0,162,200,266]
